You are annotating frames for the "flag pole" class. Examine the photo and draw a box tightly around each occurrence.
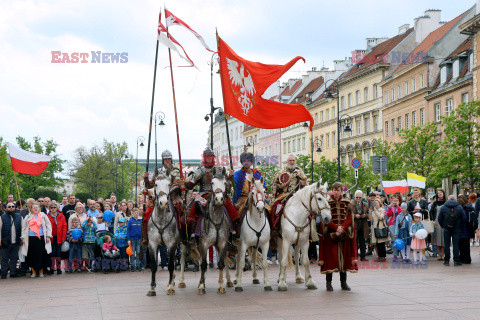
[165,8,184,180]
[12,171,23,210]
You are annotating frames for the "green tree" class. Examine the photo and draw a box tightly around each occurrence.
[71,140,136,200]
[344,157,379,192]
[296,155,347,189]
[439,101,480,190]
[258,164,280,193]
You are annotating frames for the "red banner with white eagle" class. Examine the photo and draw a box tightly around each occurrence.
[217,35,314,130]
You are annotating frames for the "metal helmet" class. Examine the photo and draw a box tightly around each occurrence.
[161,150,172,160]
[203,148,215,156]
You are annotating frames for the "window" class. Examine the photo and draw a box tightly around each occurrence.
[398,116,402,131]
[332,132,336,147]
[314,113,318,124]
[391,88,395,101]
[412,77,416,91]
[332,107,335,119]
[297,139,300,151]
[356,120,361,135]
[384,91,389,104]
[373,84,378,99]
[348,94,352,107]
[392,119,395,136]
[283,142,286,154]
[397,85,401,99]
[255,134,257,143]
[320,135,324,149]
[326,109,330,121]
[440,67,446,84]
[364,151,370,163]
[275,143,278,155]
[435,103,441,122]
[288,141,291,153]
[320,111,324,122]
[302,137,306,150]
[420,74,424,88]
[235,128,238,139]
[420,108,425,126]
[364,87,369,102]
[445,99,453,116]
[356,90,361,105]
[405,81,409,96]
[292,140,296,152]
[365,118,370,133]
[412,111,417,126]
[405,114,410,129]
[453,60,460,79]
[326,134,330,148]
[341,96,345,110]
[374,115,379,131]
[385,121,389,137]
[462,93,469,104]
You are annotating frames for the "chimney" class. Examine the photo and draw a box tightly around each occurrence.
[398,23,410,35]
[414,10,442,43]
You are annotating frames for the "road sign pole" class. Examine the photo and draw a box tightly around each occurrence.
[379,157,384,193]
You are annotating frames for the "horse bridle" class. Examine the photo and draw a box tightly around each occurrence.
[302,190,329,219]
[150,183,176,244]
[246,183,267,249]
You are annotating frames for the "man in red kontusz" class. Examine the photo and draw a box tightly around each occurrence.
[318,181,358,291]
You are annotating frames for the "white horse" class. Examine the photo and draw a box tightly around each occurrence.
[235,177,271,292]
[146,170,183,296]
[277,180,332,291]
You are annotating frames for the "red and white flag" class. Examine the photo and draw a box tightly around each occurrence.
[157,13,195,67]
[8,142,52,175]
[382,180,409,195]
[165,9,215,53]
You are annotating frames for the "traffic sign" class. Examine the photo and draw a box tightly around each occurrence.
[354,169,359,179]
[372,156,388,174]
[352,158,361,169]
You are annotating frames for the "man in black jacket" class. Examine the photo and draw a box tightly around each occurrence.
[0,202,23,279]
[438,195,467,266]
[407,188,429,219]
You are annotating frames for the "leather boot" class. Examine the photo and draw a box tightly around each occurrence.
[340,272,351,291]
[326,281,334,291]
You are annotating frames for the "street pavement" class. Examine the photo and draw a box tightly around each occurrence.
[1,247,480,320]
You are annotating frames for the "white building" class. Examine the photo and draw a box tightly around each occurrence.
[208,113,245,169]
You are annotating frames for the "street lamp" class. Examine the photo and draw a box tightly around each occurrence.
[135,136,145,205]
[154,111,166,171]
[246,136,256,168]
[205,52,224,150]
[120,154,128,200]
[310,136,322,184]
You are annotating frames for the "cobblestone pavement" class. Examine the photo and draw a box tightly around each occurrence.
[1,247,480,320]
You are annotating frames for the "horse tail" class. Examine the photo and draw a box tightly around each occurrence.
[189,246,201,264]
[287,246,294,270]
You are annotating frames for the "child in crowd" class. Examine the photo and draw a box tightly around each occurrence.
[115,218,128,266]
[127,208,143,271]
[395,203,412,263]
[96,213,107,231]
[67,217,83,273]
[410,212,427,265]
[82,217,97,272]
[102,235,120,258]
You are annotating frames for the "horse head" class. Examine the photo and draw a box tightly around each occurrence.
[250,177,266,213]
[313,179,332,224]
[211,167,226,206]
[155,171,171,210]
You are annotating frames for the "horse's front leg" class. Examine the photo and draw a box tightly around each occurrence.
[261,240,272,291]
[166,245,177,295]
[225,255,233,287]
[146,241,158,296]
[301,235,316,290]
[252,247,260,284]
[216,243,227,294]
[277,237,289,291]
[178,243,186,288]
[198,244,208,295]
[235,241,247,292]
[294,242,304,284]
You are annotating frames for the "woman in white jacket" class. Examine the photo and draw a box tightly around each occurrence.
[21,202,52,278]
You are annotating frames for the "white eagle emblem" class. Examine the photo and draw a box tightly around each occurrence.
[226,58,256,116]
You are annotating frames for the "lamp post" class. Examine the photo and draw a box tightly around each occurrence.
[154,111,166,171]
[310,136,322,184]
[120,154,128,200]
[246,136,256,168]
[0,172,5,201]
[324,80,353,182]
[205,52,223,150]
[135,136,145,205]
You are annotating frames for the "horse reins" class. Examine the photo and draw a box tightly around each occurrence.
[245,184,267,249]
[150,190,176,244]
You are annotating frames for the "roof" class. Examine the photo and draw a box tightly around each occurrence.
[313,82,338,103]
[292,76,324,104]
[394,10,469,74]
[445,37,472,60]
[338,28,414,80]
[243,124,256,133]
[280,79,302,97]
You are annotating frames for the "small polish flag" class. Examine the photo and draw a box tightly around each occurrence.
[7,142,52,175]
[382,180,409,195]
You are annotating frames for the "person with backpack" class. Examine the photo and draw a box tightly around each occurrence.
[438,195,467,266]
[457,195,477,264]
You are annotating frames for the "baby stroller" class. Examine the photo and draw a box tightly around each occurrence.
[96,230,121,273]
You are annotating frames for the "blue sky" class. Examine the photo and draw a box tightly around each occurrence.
[0,0,474,175]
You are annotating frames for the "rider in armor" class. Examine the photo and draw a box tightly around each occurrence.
[184,148,239,238]
[141,150,185,247]
[269,155,307,235]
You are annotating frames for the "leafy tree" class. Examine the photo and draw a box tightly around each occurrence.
[258,164,280,193]
[343,157,379,192]
[32,188,61,202]
[296,155,348,189]
[439,101,480,190]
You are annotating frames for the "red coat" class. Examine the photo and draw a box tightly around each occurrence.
[318,195,358,273]
[143,206,154,236]
[47,213,67,244]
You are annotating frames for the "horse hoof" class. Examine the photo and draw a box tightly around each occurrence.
[264,286,272,291]
[146,290,156,296]
[226,281,234,288]
[178,282,186,288]
[166,289,175,295]
[217,287,226,294]
[197,288,206,295]
[296,278,305,284]
[278,285,288,292]
[235,287,243,292]
[233,280,237,285]
[252,279,260,284]
[307,284,317,290]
